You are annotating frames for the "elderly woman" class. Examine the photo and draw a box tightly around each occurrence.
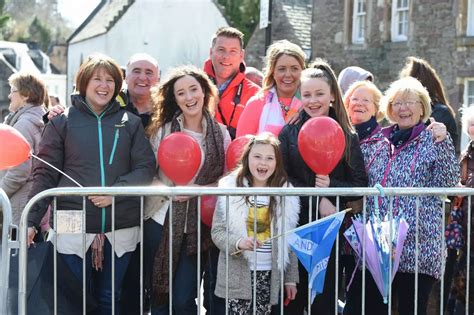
[400,56,458,148]
[146,65,230,314]
[343,80,384,167]
[351,77,459,314]
[236,40,306,137]
[1,72,47,226]
[27,53,156,313]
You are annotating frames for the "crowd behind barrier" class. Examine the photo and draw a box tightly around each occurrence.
[0,186,470,314]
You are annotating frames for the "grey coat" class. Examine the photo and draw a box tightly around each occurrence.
[0,104,46,225]
[211,172,300,305]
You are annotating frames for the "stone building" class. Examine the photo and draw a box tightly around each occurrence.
[245,0,313,68]
[246,0,474,147]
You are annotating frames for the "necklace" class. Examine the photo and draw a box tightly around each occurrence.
[279,99,290,114]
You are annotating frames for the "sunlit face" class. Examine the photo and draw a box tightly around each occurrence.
[301,77,334,118]
[173,75,205,119]
[389,92,424,130]
[126,60,159,98]
[467,119,474,140]
[248,143,276,187]
[210,36,244,84]
[272,54,302,98]
[348,86,377,125]
[85,68,115,114]
[8,85,28,112]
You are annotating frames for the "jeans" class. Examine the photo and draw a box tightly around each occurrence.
[61,238,132,315]
[120,219,163,314]
[203,246,226,315]
[151,240,198,315]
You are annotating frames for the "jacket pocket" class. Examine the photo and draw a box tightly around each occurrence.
[109,129,119,165]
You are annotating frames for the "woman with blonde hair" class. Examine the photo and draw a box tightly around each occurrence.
[400,56,458,148]
[146,65,230,314]
[236,40,306,137]
[347,76,459,314]
[343,80,384,165]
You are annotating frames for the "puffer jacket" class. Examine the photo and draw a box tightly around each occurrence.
[203,59,260,133]
[279,108,368,225]
[366,125,459,279]
[211,172,300,305]
[1,104,46,225]
[28,94,155,233]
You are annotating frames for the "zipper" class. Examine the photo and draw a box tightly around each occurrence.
[81,98,112,233]
[97,117,107,233]
[109,129,119,165]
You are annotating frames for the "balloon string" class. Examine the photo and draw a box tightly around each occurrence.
[31,154,83,188]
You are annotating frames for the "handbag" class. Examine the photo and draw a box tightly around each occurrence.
[445,196,465,250]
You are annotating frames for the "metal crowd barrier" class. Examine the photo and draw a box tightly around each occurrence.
[0,189,16,315]
[5,186,473,314]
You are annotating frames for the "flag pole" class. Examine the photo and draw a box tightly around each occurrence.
[231,208,352,256]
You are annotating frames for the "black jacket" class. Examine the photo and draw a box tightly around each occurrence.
[431,102,458,150]
[28,94,156,233]
[279,109,368,225]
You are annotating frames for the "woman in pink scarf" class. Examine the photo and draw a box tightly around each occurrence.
[236,40,306,137]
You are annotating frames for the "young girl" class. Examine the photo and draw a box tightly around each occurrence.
[211,132,300,314]
[279,60,368,314]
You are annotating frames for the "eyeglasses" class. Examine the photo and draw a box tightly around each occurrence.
[391,100,421,109]
[349,97,373,105]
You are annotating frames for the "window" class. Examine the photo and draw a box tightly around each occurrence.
[352,0,366,43]
[461,79,474,148]
[468,0,474,36]
[391,0,409,42]
[465,79,474,106]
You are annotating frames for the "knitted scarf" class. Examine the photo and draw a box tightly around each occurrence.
[152,110,225,304]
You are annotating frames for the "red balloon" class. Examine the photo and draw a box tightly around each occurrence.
[0,124,31,170]
[226,135,252,170]
[201,195,217,227]
[297,117,346,175]
[158,132,201,185]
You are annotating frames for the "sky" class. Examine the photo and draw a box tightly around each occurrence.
[57,0,101,28]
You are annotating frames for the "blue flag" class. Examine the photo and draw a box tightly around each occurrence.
[287,211,346,303]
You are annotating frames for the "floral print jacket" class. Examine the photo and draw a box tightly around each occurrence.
[363,124,459,279]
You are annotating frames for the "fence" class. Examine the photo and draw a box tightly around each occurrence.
[0,186,471,314]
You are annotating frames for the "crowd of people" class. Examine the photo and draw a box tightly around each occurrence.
[1,25,472,315]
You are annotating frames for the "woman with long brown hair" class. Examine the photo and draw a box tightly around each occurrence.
[279,59,368,314]
[146,65,230,314]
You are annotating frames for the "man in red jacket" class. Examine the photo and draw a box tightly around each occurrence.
[204,26,260,139]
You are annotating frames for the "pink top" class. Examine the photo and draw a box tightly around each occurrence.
[236,91,297,137]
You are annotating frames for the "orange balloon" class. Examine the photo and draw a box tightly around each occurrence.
[201,195,217,227]
[297,117,345,175]
[0,124,31,170]
[226,135,252,170]
[157,132,201,185]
